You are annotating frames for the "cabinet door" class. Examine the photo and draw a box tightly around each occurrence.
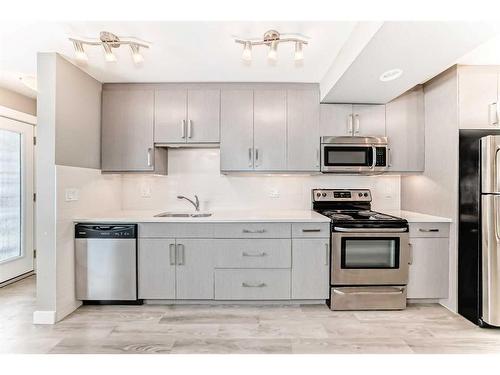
[407,237,449,299]
[320,104,353,136]
[138,239,176,299]
[386,87,425,172]
[187,89,220,143]
[291,238,330,299]
[220,90,254,171]
[352,104,386,136]
[101,90,155,172]
[154,89,188,143]
[175,239,215,299]
[458,66,499,129]
[254,90,287,171]
[287,89,320,171]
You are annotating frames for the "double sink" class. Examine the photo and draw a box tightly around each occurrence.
[154,212,212,218]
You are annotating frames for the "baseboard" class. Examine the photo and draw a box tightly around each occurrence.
[0,271,35,288]
[33,310,57,325]
[407,298,440,304]
[144,299,327,305]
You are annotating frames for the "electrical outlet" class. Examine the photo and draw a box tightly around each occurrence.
[269,189,280,198]
[140,184,151,198]
[65,188,79,202]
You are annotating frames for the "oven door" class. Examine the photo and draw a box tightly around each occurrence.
[331,229,409,285]
[321,144,375,173]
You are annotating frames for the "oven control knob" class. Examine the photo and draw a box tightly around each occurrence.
[316,192,321,198]
[358,193,362,197]
[364,193,368,197]
[322,193,327,197]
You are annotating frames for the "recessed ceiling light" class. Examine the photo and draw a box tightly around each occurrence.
[379,68,403,82]
[19,75,37,92]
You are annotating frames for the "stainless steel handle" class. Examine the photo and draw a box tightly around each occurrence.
[489,103,499,126]
[181,120,186,138]
[418,228,439,233]
[334,227,407,233]
[325,243,329,266]
[242,251,267,257]
[255,148,259,167]
[248,147,253,167]
[302,229,321,233]
[176,243,185,265]
[242,282,266,288]
[334,288,405,296]
[187,119,192,138]
[387,147,392,167]
[354,114,360,134]
[371,146,377,169]
[169,243,176,265]
[408,243,413,265]
[242,229,266,234]
[347,114,353,135]
[147,148,153,167]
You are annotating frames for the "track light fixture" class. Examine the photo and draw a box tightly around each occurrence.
[235,30,308,63]
[69,31,150,64]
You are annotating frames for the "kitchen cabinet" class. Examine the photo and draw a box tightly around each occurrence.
[220,90,254,171]
[138,238,215,300]
[386,87,425,172]
[407,222,450,299]
[320,104,385,137]
[458,65,500,129]
[254,90,287,171]
[101,89,167,174]
[154,89,220,144]
[287,89,321,171]
[292,238,330,299]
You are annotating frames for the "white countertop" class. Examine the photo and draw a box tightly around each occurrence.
[74,209,331,223]
[385,210,452,223]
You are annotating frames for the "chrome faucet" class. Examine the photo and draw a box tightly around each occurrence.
[177,195,200,211]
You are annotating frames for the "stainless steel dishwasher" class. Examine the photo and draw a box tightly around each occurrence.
[75,223,139,302]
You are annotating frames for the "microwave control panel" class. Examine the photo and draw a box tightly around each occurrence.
[375,147,387,167]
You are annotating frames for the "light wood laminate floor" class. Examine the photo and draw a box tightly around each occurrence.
[2,276,500,354]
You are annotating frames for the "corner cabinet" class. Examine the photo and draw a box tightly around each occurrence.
[220,86,320,173]
[101,89,167,174]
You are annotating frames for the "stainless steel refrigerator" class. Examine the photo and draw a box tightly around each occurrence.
[480,136,500,327]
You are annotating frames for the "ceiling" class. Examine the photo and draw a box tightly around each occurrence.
[321,21,500,104]
[0,21,357,98]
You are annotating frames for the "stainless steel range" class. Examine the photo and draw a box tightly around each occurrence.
[312,189,410,311]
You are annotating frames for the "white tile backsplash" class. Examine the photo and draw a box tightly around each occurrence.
[121,148,401,212]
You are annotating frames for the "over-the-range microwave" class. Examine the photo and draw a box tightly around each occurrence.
[320,136,389,174]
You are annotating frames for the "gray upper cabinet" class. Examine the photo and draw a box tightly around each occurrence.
[154,88,220,144]
[287,89,320,171]
[320,104,385,136]
[386,87,425,172]
[320,104,353,136]
[102,89,167,173]
[352,104,386,136]
[220,90,254,171]
[458,65,500,129]
[254,90,287,171]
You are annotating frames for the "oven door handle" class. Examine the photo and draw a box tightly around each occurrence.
[333,226,407,233]
[334,287,405,296]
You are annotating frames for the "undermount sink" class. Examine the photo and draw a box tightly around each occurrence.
[154,212,212,218]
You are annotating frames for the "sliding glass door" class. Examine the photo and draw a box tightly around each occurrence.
[0,116,34,283]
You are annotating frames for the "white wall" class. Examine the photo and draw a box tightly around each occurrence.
[55,165,121,321]
[121,148,401,212]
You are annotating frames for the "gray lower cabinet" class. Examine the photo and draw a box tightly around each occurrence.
[287,89,320,171]
[386,86,425,172]
[101,89,166,173]
[291,238,330,299]
[138,238,215,300]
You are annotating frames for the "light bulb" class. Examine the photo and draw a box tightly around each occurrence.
[268,40,278,61]
[72,41,88,62]
[130,44,144,64]
[242,41,252,62]
[294,41,304,61]
[103,43,117,62]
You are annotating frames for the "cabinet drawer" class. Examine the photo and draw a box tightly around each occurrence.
[138,223,215,238]
[292,223,330,238]
[213,223,290,238]
[409,223,449,238]
[215,269,291,300]
[214,239,291,268]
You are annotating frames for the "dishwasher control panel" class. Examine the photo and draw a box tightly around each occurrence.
[75,224,137,239]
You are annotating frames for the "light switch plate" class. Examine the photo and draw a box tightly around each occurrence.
[269,189,280,198]
[65,188,79,202]
[140,184,152,198]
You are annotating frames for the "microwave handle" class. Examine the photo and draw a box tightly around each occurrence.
[371,146,377,169]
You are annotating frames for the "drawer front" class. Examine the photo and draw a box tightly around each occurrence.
[215,269,291,300]
[330,286,407,311]
[214,239,291,268]
[409,222,449,238]
[292,223,330,238]
[213,223,291,238]
[139,223,214,238]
